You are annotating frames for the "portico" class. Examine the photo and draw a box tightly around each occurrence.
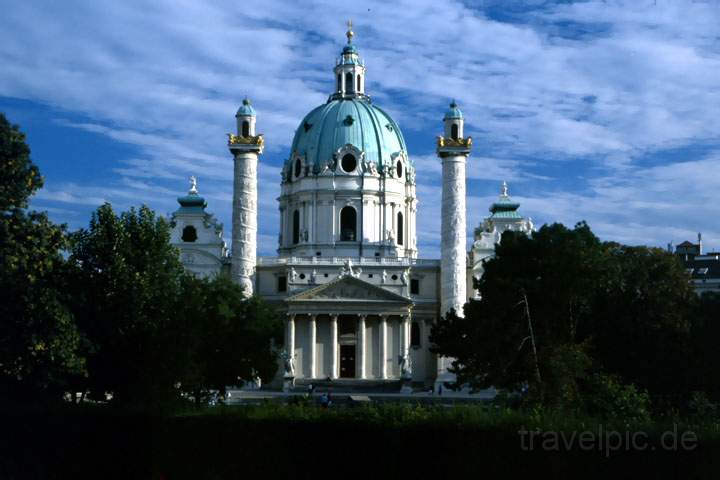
[284,275,414,381]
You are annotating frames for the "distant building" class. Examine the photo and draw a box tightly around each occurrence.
[670,233,720,295]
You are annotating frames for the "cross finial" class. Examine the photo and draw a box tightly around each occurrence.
[501,181,508,197]
[346,19,354,43]
[189,175,198,194]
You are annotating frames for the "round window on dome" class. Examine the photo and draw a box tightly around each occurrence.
[294,158,302,178]
[341,153,357,173]
[396,160,403,178]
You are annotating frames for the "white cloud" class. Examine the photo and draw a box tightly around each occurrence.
[2,0,719,257]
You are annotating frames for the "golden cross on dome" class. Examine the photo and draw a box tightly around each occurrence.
[346,19,354,43]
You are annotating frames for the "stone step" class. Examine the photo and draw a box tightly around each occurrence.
[292,378,403,393]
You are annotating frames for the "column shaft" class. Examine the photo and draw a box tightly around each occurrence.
[379,315,387,379]
[287,314,296,359]
[308,314,317,379]
[357,315,366,379]
[330,314,338,379]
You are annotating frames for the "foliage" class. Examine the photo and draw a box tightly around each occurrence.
[581,373,651,423]
[67,203,190,405]
[585,244,694,395]
[0,114,84,404]
[178,275,283,402]
[0,113,43,212]
[689,292,720,401]
[431,222,697,407]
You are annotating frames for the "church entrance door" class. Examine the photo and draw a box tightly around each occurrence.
[340,345,355,378]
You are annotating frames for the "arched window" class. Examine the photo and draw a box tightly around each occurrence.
[345,72,354,93]
[242,121,250,137]
[337,73,342,92]
[340,206,357,241]
[397,211,404,246]
[341,153,356,173]
[396,160,403,178]
[182,225,197,242]
[357,74,361,92]
[451,123,459,140]
[410,322,421,347]
[294,158,302,178]
[292,210,300,244]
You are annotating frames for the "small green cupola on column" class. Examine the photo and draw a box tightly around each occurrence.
[235,96,257,137]
[443,100,464,140]
[333,20,367,99]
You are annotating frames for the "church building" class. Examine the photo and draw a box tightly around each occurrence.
[170,24,532,390]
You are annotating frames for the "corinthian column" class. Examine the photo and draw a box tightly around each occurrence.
[308,314,317,379]
[330,314,338,379]
[357,314,366,379]
[379,314,388,379]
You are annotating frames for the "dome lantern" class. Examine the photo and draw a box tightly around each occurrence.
[333,20,366,99]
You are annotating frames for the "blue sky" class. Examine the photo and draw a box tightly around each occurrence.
[2,0,719,257]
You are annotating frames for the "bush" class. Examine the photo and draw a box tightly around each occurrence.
[581,373,651,423]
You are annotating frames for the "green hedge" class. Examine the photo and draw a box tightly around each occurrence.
[2,403,719,479]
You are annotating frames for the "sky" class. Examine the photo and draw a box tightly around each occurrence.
[1,0,719,257]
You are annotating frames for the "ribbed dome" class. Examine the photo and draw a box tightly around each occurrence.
[289,97,407,172]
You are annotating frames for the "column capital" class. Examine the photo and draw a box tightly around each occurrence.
[287,312,296,320]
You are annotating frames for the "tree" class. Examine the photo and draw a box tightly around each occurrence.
[584,244,694,396]
[432,223,607,402]
[179,275,283,403]
[689,292,720,401]
[0,113,43,212]
[0,113,85,404]
[431,222,695,407]
[68,203,189,405]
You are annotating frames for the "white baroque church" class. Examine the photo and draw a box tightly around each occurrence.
[170,25,532,390]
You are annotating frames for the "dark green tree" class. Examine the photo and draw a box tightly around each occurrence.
[179,275,283,403]
[0,113,85,403]
[584,244,694,396]
[431,222,695,407]
[432,222,607,403]
[689,292,720,401]
[68,203,189,405]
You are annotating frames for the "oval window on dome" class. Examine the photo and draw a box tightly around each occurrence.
[341,153,357,173]
[396,160,403,178]
[294,158,302,178]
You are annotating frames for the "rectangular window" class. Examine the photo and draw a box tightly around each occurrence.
[410,278,420,295]
[277,276,287,293]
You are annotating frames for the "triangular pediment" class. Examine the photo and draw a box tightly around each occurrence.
[286,275,411,304]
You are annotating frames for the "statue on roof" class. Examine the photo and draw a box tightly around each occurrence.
[189,175,198,194]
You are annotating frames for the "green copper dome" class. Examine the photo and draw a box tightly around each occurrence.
[289,97,407,171]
